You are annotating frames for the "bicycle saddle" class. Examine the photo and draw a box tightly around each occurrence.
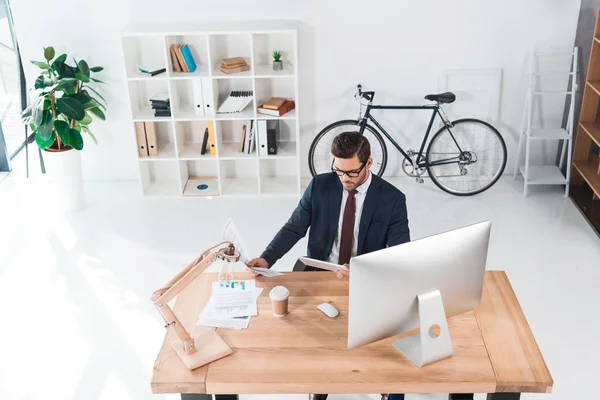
[425,92,456,104]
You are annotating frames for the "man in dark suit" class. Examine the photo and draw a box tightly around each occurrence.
[247,131,409,400]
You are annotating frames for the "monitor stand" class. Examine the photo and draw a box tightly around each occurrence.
[393,288,453,367]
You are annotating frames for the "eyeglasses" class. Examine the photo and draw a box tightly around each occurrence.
[331,160,367,178]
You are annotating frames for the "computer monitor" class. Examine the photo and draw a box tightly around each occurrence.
[347,220,491,367]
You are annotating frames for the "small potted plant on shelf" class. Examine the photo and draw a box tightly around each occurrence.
[21,46,106,211]
[272,50,283,71]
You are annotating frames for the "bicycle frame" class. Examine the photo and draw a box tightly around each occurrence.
[358,102,464,168]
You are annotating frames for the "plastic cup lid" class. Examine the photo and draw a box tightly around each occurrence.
[269,285,289,301]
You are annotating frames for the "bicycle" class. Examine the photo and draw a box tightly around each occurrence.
[308,84,507,196]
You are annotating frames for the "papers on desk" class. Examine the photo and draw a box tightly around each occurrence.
[248,267,283,277]
[197,280,263,330]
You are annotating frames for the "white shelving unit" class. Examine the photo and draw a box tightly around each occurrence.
[121,21,300,198]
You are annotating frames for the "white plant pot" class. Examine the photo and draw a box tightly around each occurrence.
[43,149,85,212]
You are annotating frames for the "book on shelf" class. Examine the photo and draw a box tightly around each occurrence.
[138,67,166,76]
[201,127,209,155]
[257,99,295,117]
[149,93,171,117]
[239,124,247,152]
[169,43,198,73]
[220,57,249,75]
[262,97,286,110]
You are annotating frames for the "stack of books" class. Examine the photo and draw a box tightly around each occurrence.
[150,94,171,117]
[138,66,166,77]
[220,57,250,74]
[257,97,295,117]
[169,44,197,73]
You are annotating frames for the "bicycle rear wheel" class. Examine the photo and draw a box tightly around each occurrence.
[426,118,507,196]
[308,120,388,177]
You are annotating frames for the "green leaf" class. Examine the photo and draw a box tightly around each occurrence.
[85,87,106,104]
[82,101,98,110]
[53,61,75,78]
[36,132,55,149]
[88,107,105,120]
[75,72,90,83]
[56,77,78,89]
[32,96,45,126]
[37,111,54,140]
[89,66,104,73]
[21,105,32,120]
[56,97,85,120]
[63,86,76,95]
[69,92,92,105]
[90,77,105,84]
[55,54,67,64]
[54,120,70,144]
[69,128,84,150]
[44,47,55,62]
[80,113,93,125]
[34,75,46,90]
[31,61,50,69]
[78,60,90,76]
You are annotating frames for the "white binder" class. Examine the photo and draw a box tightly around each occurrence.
[257,119,268,156]
[192,78,204,117]
[201,78,216,117]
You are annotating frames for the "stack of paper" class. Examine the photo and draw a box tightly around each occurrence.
[197,279,263,330]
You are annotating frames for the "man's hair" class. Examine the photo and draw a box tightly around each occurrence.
[331,131,371,163]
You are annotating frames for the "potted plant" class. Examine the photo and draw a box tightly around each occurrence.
[272,50,283,71]
[21,46,106,211]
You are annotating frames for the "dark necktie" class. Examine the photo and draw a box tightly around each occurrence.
[338,190,358,265]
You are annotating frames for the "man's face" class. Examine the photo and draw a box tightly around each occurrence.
[333,155,372,191]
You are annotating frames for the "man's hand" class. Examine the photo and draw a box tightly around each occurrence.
[335,263,350,284]
[246,257,269,276]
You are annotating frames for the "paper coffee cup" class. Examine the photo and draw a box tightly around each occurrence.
[269,286,290,317]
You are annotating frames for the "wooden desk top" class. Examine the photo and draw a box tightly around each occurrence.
[151,271,553,395]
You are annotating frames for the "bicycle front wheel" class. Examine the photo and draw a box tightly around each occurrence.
[426,118,507,196]
[308,119,388,177]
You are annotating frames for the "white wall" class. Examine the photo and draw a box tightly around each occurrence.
[11,0,582,181]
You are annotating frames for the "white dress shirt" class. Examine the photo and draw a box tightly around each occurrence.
[327,171,372,264]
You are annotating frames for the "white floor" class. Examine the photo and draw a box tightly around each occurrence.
[0,170,599,400]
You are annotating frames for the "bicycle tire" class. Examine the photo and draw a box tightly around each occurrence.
[308,119,388,177]
[426,118,507,196]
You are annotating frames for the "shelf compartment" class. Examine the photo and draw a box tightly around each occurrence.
[180,160,220,197]
[519,166,567,185]
[219,159,259,196]
[573,155,600,198]
[255,78,295,118]
[122,35,167,80]
[259,158,299,195]
[580,122,600,148]
[217,120,256,158]
[170,78,217,120]
[255,119,297,158]
[209,34,252,78]
[214,78,255,118]
[137,121,176,159]
[165,34,210,77]
[128,80,171,121]
[252,32,295,77]
[175,120,215,159]
[139,160,180,197]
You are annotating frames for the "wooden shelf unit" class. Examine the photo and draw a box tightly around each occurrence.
[121,21,300,198]
[570,10,600,234]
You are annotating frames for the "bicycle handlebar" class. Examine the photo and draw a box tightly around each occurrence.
[355,84,374,102]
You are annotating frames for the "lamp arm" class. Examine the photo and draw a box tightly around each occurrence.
[150,241,235,355]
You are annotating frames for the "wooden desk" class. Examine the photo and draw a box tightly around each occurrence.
[151,271,552,399]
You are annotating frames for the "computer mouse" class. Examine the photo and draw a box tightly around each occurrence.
[317,302,339,318]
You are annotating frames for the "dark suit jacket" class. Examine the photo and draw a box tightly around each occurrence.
[261,172,410,267]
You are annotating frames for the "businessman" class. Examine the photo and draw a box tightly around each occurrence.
[247,131,410,400]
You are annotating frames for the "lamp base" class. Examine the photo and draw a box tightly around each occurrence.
[172,327,233,370]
